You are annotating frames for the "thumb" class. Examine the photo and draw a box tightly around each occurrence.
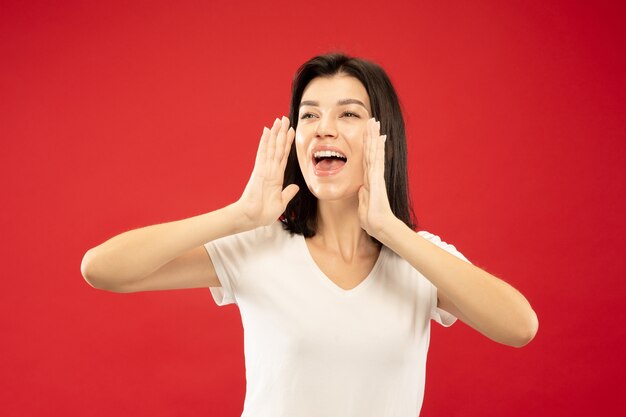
[281,184,300,206]
[358,185,367,207]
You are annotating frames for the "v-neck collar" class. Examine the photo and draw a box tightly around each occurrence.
[299,233,386,296]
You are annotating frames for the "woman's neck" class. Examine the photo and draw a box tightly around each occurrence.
[311,197,379,262]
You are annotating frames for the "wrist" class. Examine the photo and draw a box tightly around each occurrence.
[226,201,259,233]
[375,215,406,246]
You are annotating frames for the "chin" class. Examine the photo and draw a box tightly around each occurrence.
[307,183,359,202]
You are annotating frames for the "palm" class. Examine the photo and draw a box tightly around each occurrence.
[358,118,395,238]
[238,117,299,228]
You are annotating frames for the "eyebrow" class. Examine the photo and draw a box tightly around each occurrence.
[299,98,369,110]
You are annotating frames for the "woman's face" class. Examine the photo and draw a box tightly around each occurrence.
[295,74,372,202]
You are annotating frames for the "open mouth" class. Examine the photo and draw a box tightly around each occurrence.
[312,150,347,176]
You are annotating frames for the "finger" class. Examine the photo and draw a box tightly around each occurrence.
[283,118,294,160]
[358,185,366,209]
[280,126,295,173]
[267,118,281,176]
[281,183,300,208]
[274,116,289,162]
[369,119,378,171]
[254,126,270,174]
[358,185,369,214]
[371,133,385,186]
[363,118,372,170]
[363,154,370,190]
[377,135,387,172]
[377,121,387,169]
[362,125,369,190]
[362,126,367,171]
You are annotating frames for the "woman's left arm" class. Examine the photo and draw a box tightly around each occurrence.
[377,219,539,348]
[358,118,538,348]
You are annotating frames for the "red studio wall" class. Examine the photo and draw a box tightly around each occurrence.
[1,1,624,416]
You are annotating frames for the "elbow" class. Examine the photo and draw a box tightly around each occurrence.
[511,309,539,348]
[80,249,121,292]
[81,249,99,288]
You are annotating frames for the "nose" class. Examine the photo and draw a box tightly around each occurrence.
[315,113,337,139]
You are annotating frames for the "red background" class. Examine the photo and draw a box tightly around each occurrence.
[1,0,624,416]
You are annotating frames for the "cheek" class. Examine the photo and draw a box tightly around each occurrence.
[350,133,366,163]
[294,136,309,172]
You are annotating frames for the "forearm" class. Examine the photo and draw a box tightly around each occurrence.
[82,202,252,285]
[377,217,537,345]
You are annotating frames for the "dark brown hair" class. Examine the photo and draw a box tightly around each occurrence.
[280,52,417,244]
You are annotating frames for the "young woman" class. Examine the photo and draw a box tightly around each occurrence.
[81,53,538,416]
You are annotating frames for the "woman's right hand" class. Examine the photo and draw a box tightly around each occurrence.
[235,116,300,229]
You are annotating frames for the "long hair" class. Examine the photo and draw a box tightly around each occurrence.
[280,52,417,244]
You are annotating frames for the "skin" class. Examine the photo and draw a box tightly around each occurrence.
[236,74,538,348]
[83,72,538,347]
[295,74,381,261]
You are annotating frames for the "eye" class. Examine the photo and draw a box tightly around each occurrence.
[299,111,360,120]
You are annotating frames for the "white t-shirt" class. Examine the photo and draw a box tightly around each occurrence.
[204,221,471,417]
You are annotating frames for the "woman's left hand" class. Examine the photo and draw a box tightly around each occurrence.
[358,118,397,239]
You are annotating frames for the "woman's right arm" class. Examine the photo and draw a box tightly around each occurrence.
[81,203,250,292]
[81,116,298,293]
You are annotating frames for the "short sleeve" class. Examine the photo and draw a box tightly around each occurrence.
[417,231,473,327]
[203,227,259,307]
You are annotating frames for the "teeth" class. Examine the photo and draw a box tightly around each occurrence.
[313,150,347,159]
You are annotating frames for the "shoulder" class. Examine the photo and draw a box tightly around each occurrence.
[258,220,293,242]
[231,220,288,241]
[239,221,296,250]
[205,221,289,254]
[416,229,447,245]
[416,229,457,248]
[416,229,471,263]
